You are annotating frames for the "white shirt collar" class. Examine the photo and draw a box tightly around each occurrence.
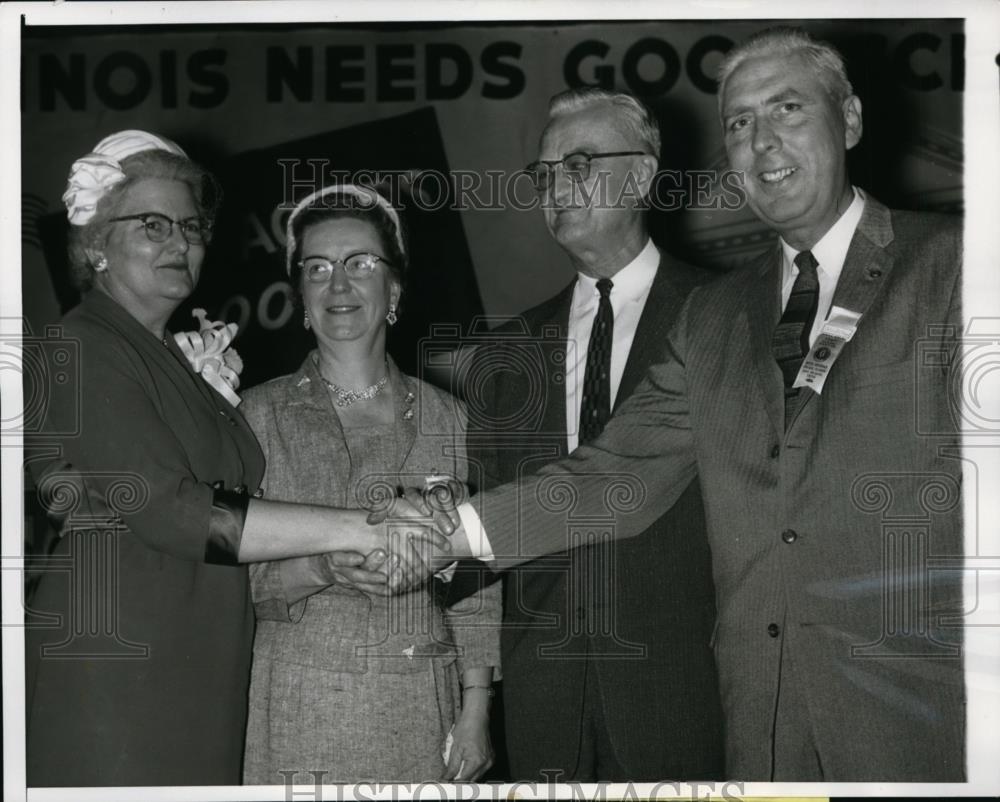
[572,237,659,308]
[780,187,866,281]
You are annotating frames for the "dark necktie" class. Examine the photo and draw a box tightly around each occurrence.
[579,278,614,445]
[772,250,820,428]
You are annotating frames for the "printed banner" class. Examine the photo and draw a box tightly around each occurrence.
[22,19,963,382]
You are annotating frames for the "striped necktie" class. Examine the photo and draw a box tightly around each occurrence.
[772,250,819,427]
[579,278,614,445]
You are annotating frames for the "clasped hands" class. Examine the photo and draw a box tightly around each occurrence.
[320,487,468,596]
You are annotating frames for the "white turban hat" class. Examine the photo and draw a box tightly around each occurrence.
[62,130,187,225]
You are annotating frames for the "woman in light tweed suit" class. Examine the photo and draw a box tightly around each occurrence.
[242,185,500,782]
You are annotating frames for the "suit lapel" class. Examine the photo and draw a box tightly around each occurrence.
[535,283,573,452]
[745,246,786,437]
[828,196,895,316]
[793,196,896,422]
[298,351,348,442]
[287,354,351,505]
[389,358,418,469]
[616,251,685,408]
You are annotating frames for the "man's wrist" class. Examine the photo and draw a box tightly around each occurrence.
[455,502,495,561]
[355,509,383,552]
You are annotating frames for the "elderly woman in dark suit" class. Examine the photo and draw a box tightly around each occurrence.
[26,133,443,787]
[241,185,500,783]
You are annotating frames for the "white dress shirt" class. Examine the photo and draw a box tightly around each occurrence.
[779,188,865,346]
[457,238,659,560]
[565,237,659,452]
[461,193,867,561]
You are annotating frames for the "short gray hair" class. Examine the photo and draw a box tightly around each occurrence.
[717,26,854,115]
[547,87,661,157]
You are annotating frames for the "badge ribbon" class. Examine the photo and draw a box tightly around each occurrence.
[793,306,863,394]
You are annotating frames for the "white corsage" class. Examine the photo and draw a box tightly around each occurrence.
[174,309,244,407]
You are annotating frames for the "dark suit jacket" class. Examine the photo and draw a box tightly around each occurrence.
[466,251,724,780]
[476,197,965,781]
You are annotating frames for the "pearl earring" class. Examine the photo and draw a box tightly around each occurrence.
[303,311,311,330]
[386,304,398,326]
[95,256,108,272]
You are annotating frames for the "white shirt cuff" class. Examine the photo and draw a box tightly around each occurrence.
[457,502,495,562]
[435,562,458,582]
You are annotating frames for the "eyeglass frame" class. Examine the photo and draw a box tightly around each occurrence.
[524,150,649,192]
[108,212,213,245]
[297,252,393,282]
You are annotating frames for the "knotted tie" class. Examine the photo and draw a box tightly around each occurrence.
[579,278,614,445]
[772,250,819,428]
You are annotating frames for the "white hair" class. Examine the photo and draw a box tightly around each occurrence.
[717,26,854,117]
[547,87,661,156]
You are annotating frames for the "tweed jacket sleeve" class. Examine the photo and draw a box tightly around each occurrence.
[435,398,501,679]
[239,380,307,622]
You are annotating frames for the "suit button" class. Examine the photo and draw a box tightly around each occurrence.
[781,529,798,544]
[767,623,781,638]
[770,445,780,458]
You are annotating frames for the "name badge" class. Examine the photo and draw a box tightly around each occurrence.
[793,306,863,394]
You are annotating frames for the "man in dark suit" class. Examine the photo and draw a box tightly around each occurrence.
[465,88,723,781]
[397,27,964,782]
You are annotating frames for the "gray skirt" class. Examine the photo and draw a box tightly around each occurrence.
[243,588,461,784]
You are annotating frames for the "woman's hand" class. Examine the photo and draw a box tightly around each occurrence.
[319,549,393,596]
[443,699,494,781]
[384,526,446,593]
[269,551,388,607]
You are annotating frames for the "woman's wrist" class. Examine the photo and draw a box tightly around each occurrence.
[343,509,383,553]
[460,697,491,716]
[460,684,493,713]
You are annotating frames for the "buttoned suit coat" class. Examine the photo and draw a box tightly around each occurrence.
[476,197,965,781]
[467,251,724,779]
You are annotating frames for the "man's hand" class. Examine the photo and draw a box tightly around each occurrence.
[421,479,465,536]
[366,487,468,593]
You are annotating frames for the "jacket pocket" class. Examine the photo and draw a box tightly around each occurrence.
[258,592,370,674]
